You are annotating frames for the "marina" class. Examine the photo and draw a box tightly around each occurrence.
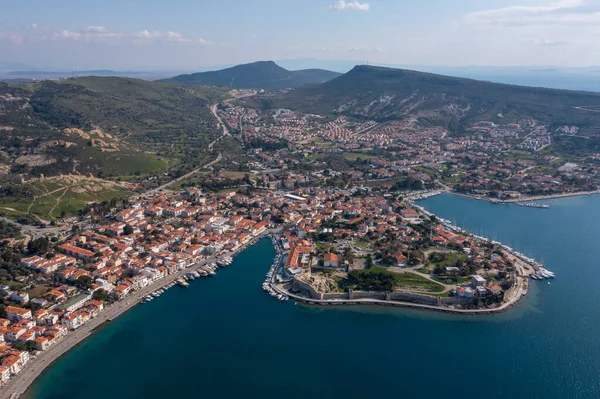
[262,235,289,301]
[411,201,556,281]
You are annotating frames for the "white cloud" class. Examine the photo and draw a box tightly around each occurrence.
[135,29,159,39]
[86,25,106,33]
[329,0,370,11]
[56,30,81,39]
[165,31,183,40]
[348,45,383,52]
[53,29,123,41]
[465,0,600,26]
[532,38,568,47]
[30,23,37,29]
[0,34,23,44]
[39,27,214,45]
[196,37,214,45]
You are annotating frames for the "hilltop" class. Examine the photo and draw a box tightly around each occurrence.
[268,65,600,131]
[159,61,341,89]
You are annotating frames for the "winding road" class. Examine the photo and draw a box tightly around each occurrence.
[142,102,228,198]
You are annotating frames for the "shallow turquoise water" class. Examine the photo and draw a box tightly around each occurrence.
[26,194,600,399]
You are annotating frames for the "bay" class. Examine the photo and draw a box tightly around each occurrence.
[26,194,600,399]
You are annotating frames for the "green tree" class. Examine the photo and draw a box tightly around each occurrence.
[27,237,50,255]
[12,342,25,351]
[92,288,108,301]
[123,224,134,236]
[75,275,93,290]
[25,340,38,352]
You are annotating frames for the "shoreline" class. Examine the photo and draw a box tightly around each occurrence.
[0,190,548,398]
[450,190,600,203]
[267,201,535,316]
[0,235,268,399]
[269,259,530,316]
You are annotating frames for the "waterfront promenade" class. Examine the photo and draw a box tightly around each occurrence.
[0,233,269,399]
[0,261,204,399]
[453,190,600,203]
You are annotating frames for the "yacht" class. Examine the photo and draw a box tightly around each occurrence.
[177,278,189,287]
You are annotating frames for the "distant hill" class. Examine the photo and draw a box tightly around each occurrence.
[3,70,181,81]
[159,61,341,89]
[269,65,600,131]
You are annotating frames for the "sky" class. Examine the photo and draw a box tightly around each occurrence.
[1,0,600,70]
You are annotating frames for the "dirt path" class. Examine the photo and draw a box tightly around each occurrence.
[48,187,69,218]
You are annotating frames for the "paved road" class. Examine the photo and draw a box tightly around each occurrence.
[141,152,222,198]
[0,216,66,240]
[495,190,600,203]
[142,102,229,198]
[574,105,600,113]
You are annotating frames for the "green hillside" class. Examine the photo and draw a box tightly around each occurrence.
[0,77,228,179]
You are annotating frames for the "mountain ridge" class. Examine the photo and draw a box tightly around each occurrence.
[159,61,341,89]
[268,64,600,130]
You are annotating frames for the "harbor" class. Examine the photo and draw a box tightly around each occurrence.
[20,195,600,399]
[139,260,229,303]
[262,235,289,302]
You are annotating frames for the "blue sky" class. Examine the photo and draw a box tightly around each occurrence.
[1,0,599,69]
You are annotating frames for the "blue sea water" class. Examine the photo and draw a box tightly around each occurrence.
[25,194,600,399]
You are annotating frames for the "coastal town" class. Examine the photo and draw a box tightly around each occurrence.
[0,93,593,397]
[226,100,600,200]
[0,179,557,394]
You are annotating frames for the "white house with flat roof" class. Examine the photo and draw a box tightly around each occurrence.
[471,275,486,287]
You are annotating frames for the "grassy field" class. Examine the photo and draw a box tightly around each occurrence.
[505,149,536,161]
[0,177,132,221]
[67,146,168,178]
[342,152,378,161]
[432,276,472,285]
[364,178,401,188]
[171,172,210,190]
[220,171,251,179]
[394,272,445,293]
